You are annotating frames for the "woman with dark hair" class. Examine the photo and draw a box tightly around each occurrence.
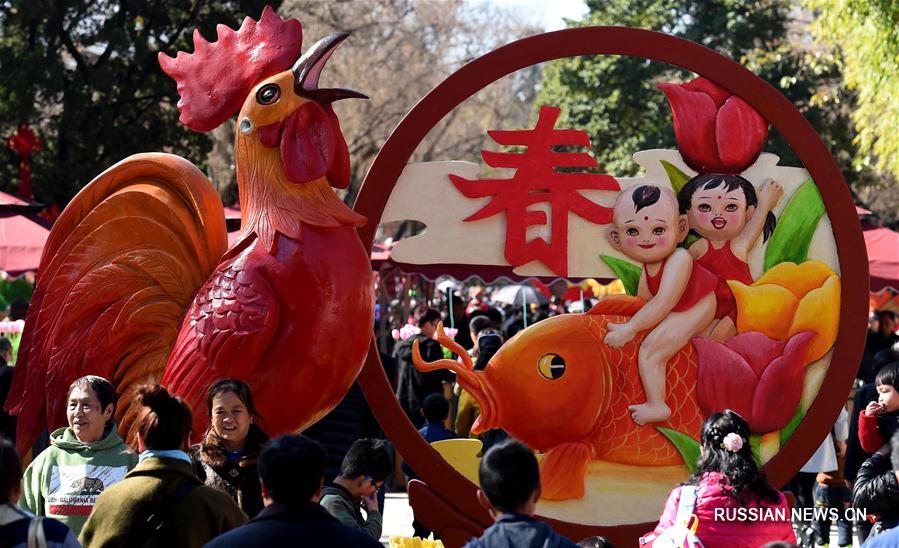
[79,384,245,547]
[20,375,136,537]
[647,410,795,547]
[0,438,80,547]
[189,379,269,517]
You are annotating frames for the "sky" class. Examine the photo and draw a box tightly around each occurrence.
[472,0,589,31]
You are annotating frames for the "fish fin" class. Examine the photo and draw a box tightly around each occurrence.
[586,294,645,317]
[539,442,592,501]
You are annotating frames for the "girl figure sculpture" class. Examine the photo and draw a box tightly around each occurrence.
[605,185,717,425]
[678,174,784,340]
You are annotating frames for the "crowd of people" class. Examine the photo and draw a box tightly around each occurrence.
[1,285,898,546]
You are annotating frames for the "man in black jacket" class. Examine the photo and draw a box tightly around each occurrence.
[205,435,381,548]
[395,308,453,428]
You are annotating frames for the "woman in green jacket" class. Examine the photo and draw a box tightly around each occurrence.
[20,375,137,537]
[79,384,246,547]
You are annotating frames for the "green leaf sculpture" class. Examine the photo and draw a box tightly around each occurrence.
[749,434,762,466]
[660,160,692,194]
[657,426,701,474]
[779,405,804,446]
[600,255,641,296]
[764,179,826,270]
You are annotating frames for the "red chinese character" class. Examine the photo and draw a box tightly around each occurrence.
[449,105,619,276]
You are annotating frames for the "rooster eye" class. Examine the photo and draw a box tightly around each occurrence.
[256,84,281,105]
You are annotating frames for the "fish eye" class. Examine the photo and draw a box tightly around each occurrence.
[625,228,639,237]
[697,203,712,212]
[537,353,566,380]
[256,83,281,105]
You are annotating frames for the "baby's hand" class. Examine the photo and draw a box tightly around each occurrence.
[760,179,784,209]
[866,401,885,417]
[604,322,635,348]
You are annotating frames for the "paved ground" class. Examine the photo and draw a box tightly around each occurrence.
[380,492,416,544]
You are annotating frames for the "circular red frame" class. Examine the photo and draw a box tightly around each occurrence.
[353,26,868,543]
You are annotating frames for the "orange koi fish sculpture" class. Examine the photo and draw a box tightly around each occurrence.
[414,296,702,500]
[413,295,816,501]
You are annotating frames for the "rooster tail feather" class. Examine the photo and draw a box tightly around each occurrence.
[7,153,228,454]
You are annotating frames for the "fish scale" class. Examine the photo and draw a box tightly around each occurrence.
[591,314,704,465]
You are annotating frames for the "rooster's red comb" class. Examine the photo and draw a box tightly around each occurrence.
[158,6,302,133]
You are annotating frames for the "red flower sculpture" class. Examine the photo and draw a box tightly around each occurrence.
[658,77,768,174]
[693,331,814,434]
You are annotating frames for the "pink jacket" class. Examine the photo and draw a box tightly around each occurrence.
[651,472,796,547]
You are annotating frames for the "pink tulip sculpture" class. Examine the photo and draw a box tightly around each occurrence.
[693,331,815,434]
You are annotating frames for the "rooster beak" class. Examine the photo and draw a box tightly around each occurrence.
[292,32,368,104]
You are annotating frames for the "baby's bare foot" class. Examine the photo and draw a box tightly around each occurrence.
[628,402,672,425]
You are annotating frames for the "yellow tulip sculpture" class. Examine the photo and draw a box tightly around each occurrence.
[728,260,840,363]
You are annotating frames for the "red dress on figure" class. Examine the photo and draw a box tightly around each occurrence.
[644,258,717,313]
[694,241,754,320]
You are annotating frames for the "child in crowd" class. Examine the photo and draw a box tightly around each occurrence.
[464,440,578,548]
[320,438,391,541]
[404,393,457,539]
[419,393,457,444]
[858,362,899,453]
[605,185,717,424]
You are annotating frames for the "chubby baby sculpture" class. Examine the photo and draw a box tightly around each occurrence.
[605,185,717,425]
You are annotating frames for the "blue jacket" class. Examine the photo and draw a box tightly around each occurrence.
[863,524,899,547]
[463,514,579,548]
[419,421,457,444]
[0,503,80,548]
[204,501,380,548]
[403,421,457,480]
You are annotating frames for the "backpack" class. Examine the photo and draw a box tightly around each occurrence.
[640,485,705,547]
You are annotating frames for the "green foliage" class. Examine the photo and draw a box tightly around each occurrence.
[600,255,641,295]
[538,0,883,197]
[763,179,826,270]
[657,426,701,474]
[0,277,33,311]
[0,1,279,207]
[660,160,691,194]
[804,0,899,180]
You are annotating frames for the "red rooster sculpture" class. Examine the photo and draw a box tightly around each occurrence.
[5,7,374,453]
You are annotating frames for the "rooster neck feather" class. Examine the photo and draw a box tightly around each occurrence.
[234,135,365,254]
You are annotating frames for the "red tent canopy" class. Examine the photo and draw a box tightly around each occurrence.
[864,222,899,291]
[0,211,50,275]
[0,191,50,275]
